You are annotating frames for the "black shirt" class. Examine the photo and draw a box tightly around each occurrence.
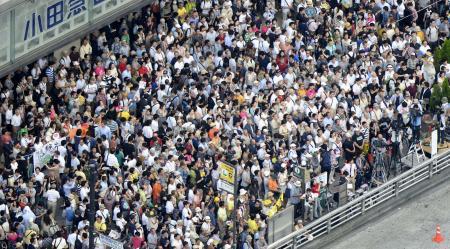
[397,67,413,80]
[352,133,364,155]
[122,142,136,158]
[343,139,355,160]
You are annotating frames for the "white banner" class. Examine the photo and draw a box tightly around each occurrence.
[99,233,124,249]
[33,138,65,169]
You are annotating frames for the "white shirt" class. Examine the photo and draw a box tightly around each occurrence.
[281,0,293,8]
[105,153,119,168]
[182,207,192,224]
[84,83,98,102]
[96,209,110,222]
[80,186,89,201]
[164,160,176,173]
[116,218,127,231]
[142,126,153,138]
[342,163,357,177]
[11,114,21,127]
[165,200,175,214]
[34,171,45,184]
[5,109,12,124]
[44,189,61,202]
[52,237,68,249]
[171,238,183,249]
[67,233,81,249]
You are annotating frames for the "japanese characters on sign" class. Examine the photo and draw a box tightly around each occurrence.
[11,0,133,60]
[217,161,236,194]
[23,0,88,42]
[218,161,235,184]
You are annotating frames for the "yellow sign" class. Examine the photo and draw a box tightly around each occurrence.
[218,161,235,184]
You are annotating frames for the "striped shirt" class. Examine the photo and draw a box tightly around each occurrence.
[361,128,370,141]
[106,120,119,134]
[45,67,55,83]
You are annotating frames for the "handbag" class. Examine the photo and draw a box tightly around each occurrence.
[49,221,61,236]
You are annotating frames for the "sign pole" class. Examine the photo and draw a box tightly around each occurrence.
[88,159,97,249]
[232,161,238,249]
[216,160,238,247]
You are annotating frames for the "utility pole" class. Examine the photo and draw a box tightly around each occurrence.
[88,158,98,249]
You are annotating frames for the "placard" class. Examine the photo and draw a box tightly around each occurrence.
[217,179,234,194]
[431,130,438,156]
[217,161,235,194]
[217,161,235,184]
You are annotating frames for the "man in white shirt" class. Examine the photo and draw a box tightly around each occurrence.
[44,184,60,218]
[280,0,293,21]
[67,227,82,249]
[171,233,183,249]
[341,159,357,191]
[33,167,45,184]
[52,232,69,249]
[165,196,175,215]
[11,109,22,135]
[96,204,110,223]
[164,155,177,173]
[84,79,98,103]
[181,201,192,226]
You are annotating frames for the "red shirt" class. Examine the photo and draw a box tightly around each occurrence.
[131,236,144,249]
[95,66,105,77]
[217,33,225,42]
[251,26,259,33]
[276,56,289,73]
[118,62,127,73]
[261,25,272,33]
[138,66,149,76]
[312,183,320,194]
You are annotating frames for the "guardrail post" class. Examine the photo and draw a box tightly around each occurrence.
[291,235,297,249]
[394,182,399,197]
[429,160,434,179]
[361,197,366,214]
[327,218,331,234]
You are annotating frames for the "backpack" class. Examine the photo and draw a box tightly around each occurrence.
[74,238,83,249]
[285,186,291,199]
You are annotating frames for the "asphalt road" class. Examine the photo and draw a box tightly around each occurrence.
[330,178,450,249]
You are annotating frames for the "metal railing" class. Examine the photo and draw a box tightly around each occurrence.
[269,149,450,249]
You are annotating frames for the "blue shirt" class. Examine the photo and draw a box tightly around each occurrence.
[412,115,421,127]
[95,126,111,139]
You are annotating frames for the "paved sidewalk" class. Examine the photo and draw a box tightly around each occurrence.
[330,178,450,249]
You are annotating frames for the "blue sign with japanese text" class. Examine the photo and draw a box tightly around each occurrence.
[14,0,136,59]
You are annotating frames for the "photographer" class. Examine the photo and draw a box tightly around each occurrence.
[389,114,404,158]
[438,109,447,145]
[320,144,332,185]
[410,103,423,143]
[371,133,388,155]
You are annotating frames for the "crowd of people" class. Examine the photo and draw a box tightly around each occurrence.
[0,0,450,248]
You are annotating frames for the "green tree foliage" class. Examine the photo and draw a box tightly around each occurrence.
[442,78,450,100]
[430,83,442,111]
[434,39,450,68]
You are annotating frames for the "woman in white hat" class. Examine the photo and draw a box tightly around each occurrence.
[200,216,213,241]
